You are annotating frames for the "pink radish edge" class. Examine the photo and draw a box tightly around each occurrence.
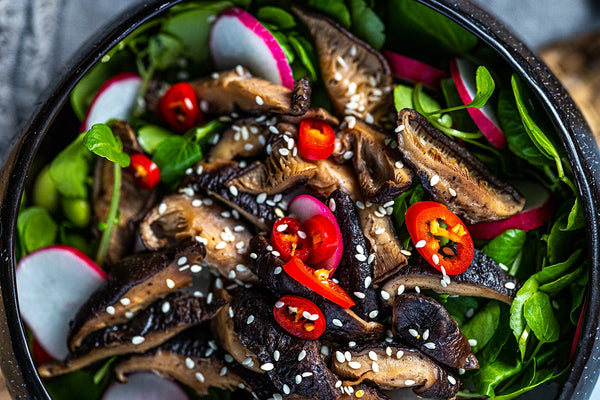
[570,295,587,363]
[382,50,447,90]
[102,373,189,400]
[17,244,106,278]
[81,72,142,132]
[450,58,507,149]
[288,194,343,275]
[466,181,555,239]
[211,7,294,89]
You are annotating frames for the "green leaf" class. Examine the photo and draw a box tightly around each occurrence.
[461,301,501,352]
[46,369,109,400]
[477,304,512,367]
[523,291,559,343]
[563,197,585,231]
[440,78,478,132]
[137,125,174,154]
[470,66,495,108]
[509,277,539,358]
[17,207,58,254]
[535,249,582,285]
[471,356,522,397]
[394,85,452,128]
[148,33,183,70]
[539,264,584,296]
[83,124,130,168]
[307,0,351,28]
[288,34,318,81]
[348,0,385,49]
[270,30,296,64]
[493,364,555,400]
[32,165,60,213]
[546,212,583,264]
[482,229,526,269]
[570,271,588,324]
[152,136,202,184]
[257,6,296,29]
[188,120,226,148]
[49,135,94,198]
[92,356,117,385]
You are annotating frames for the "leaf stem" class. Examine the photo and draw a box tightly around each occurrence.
[95,163,121,266]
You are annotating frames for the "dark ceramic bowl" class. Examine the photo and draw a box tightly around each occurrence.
[1,0,599,398]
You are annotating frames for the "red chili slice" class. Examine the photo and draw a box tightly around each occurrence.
[271,217,311,262]
[303,215,337,265]
[298,119,335,160]
[127,153,161,190]
[273,295,326,340]
[283,257,355,309]
[157,82,201,133]
[405,201,474,275]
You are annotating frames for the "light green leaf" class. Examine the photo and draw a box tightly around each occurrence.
[137,125,173,154]
[461,301,501,353]
[288,35,318,81]
[148,33,183,70]
[257,6,296,29]
[307,0,351,28]
[83,124,130,168]
[17,207,58,254]
[523,291,559,343]
[49,135,94,198]
[152,136,202,184]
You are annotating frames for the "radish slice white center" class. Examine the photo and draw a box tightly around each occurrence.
[102,373,189,400]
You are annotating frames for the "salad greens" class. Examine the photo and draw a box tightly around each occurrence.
[18,0,588,399]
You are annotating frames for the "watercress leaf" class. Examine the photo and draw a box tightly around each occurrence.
[394,84,450,128]
[288,34,318,82]
[307,0,351,28]
[393,84,414,111]
[440,78,478,132]
[83,124,130,168]
[535,249,582,284]
[17,207,58,254]
[523,291,559,343]
[461,301,501,353]
[467,66,495,108]
[49,135,94,198]
[539,264,584,296]
[348,0,385,49]
[482,229,526,268]
[509,277,539,357]
[152,136,202,184]
[257,6,296,29]
[148,32,183,70]
[546,212,582,264]
[563,197,585,231]
[137,125,174,154]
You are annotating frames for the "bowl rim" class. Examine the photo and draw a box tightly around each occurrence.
[1,0,599,398]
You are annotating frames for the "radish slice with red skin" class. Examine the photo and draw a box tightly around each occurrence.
[288,194,343,275]
[102,373,189,400]
[467,181,555,239]
[382,50,447,90]
[16,245,106,360]
[570,296,587,363]
[450,58,507,149]
[82,72,142,132]
[210,7,294,89]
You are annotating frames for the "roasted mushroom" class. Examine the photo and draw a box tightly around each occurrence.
[280,107,340,126]
[331,343,460,400]
[381,249,521,305]
[293,6,394,125]
[336,120,413,204]
[68,242,205,351]
[192,67,310,116]
[39,291,226,378]
[140,194,256,283]
[207,117,270,162]
[92,121,157,264]
[396,109,525,223]
[393,293,478,370]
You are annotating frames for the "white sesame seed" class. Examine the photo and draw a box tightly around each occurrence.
[355,253,367,262]
[302,372,313,378]
[295,375,302,384]
[348,361,362,370]
[409,329,419,337]
[162,301,170,313]
[244,143,254,151]
[215,278,223,289]
[269,125,279,134]
[424,342,436,349]
[207,292,213,304]
[337,56,348,69]
[386,347,393,357]
[458,368,466,375]
[242,357,253,366]
[321,346,329,356]
[396,350,404,359]
[505,282,516,290]
[343,151,354,160]
[278,148,289,156]
[274,266,282,274]
[250,252,258,259]
[422,329,430,341]
[334,72,343,81]
[106,306,115,315]
[236,264,247,272]
[432,254,440,264]
[415,240,426,248]
[220,366,228,376]
[203,198,213,206]
[397,284,405,296]
[395,124,405,132]
[166,279,175,289]
[380,290,390,300]
[367,253,376,265]
[364,276,372,288]
[356,245,364,254]
[335,351,345,363]
[195,372,206,383]
[275,208,285,218]
[449,188,457,197]
[354,291,366,299]
[469,339,478,347]
[236,241,245,250]
[332,319,343,327]
[329,198,336,212]
[374,226,386,235]
[283,384,290,395]
[394,160,404,169]
[365,113,374,124]
[192,199,202,207]
[256,193,267,204]
[430,175,440,186]
[181,187,195,197]
[345,115,357,129]
[372,361,380,373]
[132,336,145,345]
[297,230,307,239]
[275,301,285,308]
[298,350,307,361]
[274,350,280,361]
[229,185,239,197]
[355,200,365,210]
[368,351,378,361]
[260,363,274,371]
[216,241,227,249]
[276,224,288,232]
[448,375,457,385]
[369,310,379,319]
[185,357,195,369]
[400,249,412,256]
[158,203,167,214]
[405,380,416,386]
[125,312,134,319]
[255,95,264,105]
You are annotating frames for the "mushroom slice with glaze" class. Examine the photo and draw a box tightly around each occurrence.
[39,291,226,378]
[393,293,478,370]
[336,120,413,204]
[280,106,340,126]
[231,288,342,400]
[182,161,282,230]
[331,343,460,400]
[114,326,244,396]
[248,235,385,342]
[191,67,310,116]
[68,241,205,351]
[207,117,270,163]
[292,6,394,126]
[139,194,256,283]
[396,109,525,223]
[381,249,520,306]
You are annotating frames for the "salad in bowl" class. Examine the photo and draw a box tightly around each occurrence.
[12,0,590,399]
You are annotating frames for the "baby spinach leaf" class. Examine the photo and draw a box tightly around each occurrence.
[288,34,318,81]
[471,356,522,397]
[539,264,584,296]
[523,291,559,343]
[509,277,539,358]
[153,136,202,184]
[149,33,183,70]
[46,369,108,400]
[188,120,227,149]
[137,125,174,154]
[570,272,588,324]
[258,6,296,29]
[461,301,501,353]
[563,197,585,231]
[546,212,582,264]
[348,0,385,49]
[437,295,479,327]
[494,364,555,400]
[49,135,94,199]
[477,304,512,367]
[83,124,130,168]
[482,229,526,268]
[535,249,582,285]
[307,0,351,28]
[17,207,58,254]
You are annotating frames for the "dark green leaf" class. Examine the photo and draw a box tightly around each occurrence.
[17,207,58,254]
[471,356,522,397]
[288,34,318,81]
[257,6,296,29]
[482,229,526,268]
[546,212,582,264]
[348,0,385,49]
[539,264,584,296]
[477,304,512,367]
[509,277,539,358]
[137,125,174,154]
[494,364,555,400]
[49,135,94,198]
[563,197,585,231]
[153,136,202,184]
[307,0,351,28]
[523,291,559,343]
[535,249,582,285]
[440,78,478,131]
[461,301,501,353]
[436,295,479,327]
[83,124,130,167]
[46,369,109,400]
[270,30,296,64]
[570,271,588,324]
[149,33,183,70]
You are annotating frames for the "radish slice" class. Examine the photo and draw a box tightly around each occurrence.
[450,58,507,149]
[210,7,294,89]
[102,373,189,400]
[16,245,106,360]
[382,50,447,90]
[467,181,555,239]
[288,194,343,274]
[82,72,142,132]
